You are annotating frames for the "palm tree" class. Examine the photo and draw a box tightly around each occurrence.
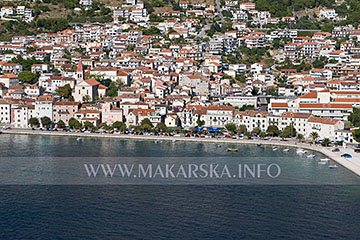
[321,138,331,147]
[260,131,266,139]
[115,79,124,90]
[310,132,319,144]
[296,133,304,143]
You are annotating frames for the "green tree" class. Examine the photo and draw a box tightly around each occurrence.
[141,118,153,132]
[196,115,205,127]
[100,7,111,15]
[251,127,261,136]
[69,118,82,129]
[260,131,267,139]
[142,26,161,35]
[237,124,247,134]
[18,71,38,84]
[266,125,280,137]
[41,116,51,127]
[149,14,162,22]
[352,129,360,143]
[312,56,328,69]
[56,120,65,128]
[28,117,40,127]
[225,123,237,134]
[105,82,118,97]
[321,23,333,33]
[239,105,255,111]
[321,138,331,147]
[112,121,126,132]
[141,118,153,128]
[348,108,360,127]
[155,122,167,132]
[115,79,124,89]
[266,88,278,96]
[83,121,94,130]
[282,125,297,138]
[83,95,91,103]
[55,84,72,98]
[310,131,319,143]
[296,133,304,143]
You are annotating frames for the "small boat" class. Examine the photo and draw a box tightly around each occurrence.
[217,144,222,148]
[227,148,238,152]
[257,144,261,147]
[318,161,327,165]
[272,147,278,151]
[320,158,330,163]
[296,149,305,155]
[154,140,159,144]
[329,165,338,169]
[341,153,352,159]
[307,154,315,159]
[283,149,289,152]
[76,137,82,142]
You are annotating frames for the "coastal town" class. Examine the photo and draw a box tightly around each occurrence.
[0,0,360,147]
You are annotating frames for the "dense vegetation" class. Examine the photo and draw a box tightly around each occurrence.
[255,0,336,17]
[0,0,114,40]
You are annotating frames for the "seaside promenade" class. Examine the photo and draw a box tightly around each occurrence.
[2,129,360,178]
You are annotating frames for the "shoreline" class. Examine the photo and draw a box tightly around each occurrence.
[2,129,360,178]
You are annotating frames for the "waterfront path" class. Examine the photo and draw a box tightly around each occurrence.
[2,129,360,178]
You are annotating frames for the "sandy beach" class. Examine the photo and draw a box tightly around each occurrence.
[2,129,360,178]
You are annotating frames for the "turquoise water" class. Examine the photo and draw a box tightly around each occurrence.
[0,134,360,239]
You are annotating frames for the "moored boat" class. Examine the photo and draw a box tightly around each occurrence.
[296,149,305,155]
[320,158,330,163]
[227,148,238,152]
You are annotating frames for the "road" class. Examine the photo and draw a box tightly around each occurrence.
[254,28,321,32]
[199,23,211,38]
[215,0,224,22]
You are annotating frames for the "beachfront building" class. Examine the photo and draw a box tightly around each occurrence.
[0,99,11,124]
[307,116,344,140]
[101,102,124,125]
[74,109,101,127]
[35,95,56,122]
[53,101,81,125]
[13,104,35,128]
[233,110,269,132]
[203,105,234,128]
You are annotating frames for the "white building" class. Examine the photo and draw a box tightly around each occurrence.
[0,99,11,124]
[80,0,92,6]
[320,9,337,20]
[35,95,55,122]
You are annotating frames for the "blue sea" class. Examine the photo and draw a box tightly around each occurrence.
[0,134,359,239]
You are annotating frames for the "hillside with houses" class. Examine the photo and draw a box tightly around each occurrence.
[0,0,360,144]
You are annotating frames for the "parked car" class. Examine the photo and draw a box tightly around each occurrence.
[332,147,340,152]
